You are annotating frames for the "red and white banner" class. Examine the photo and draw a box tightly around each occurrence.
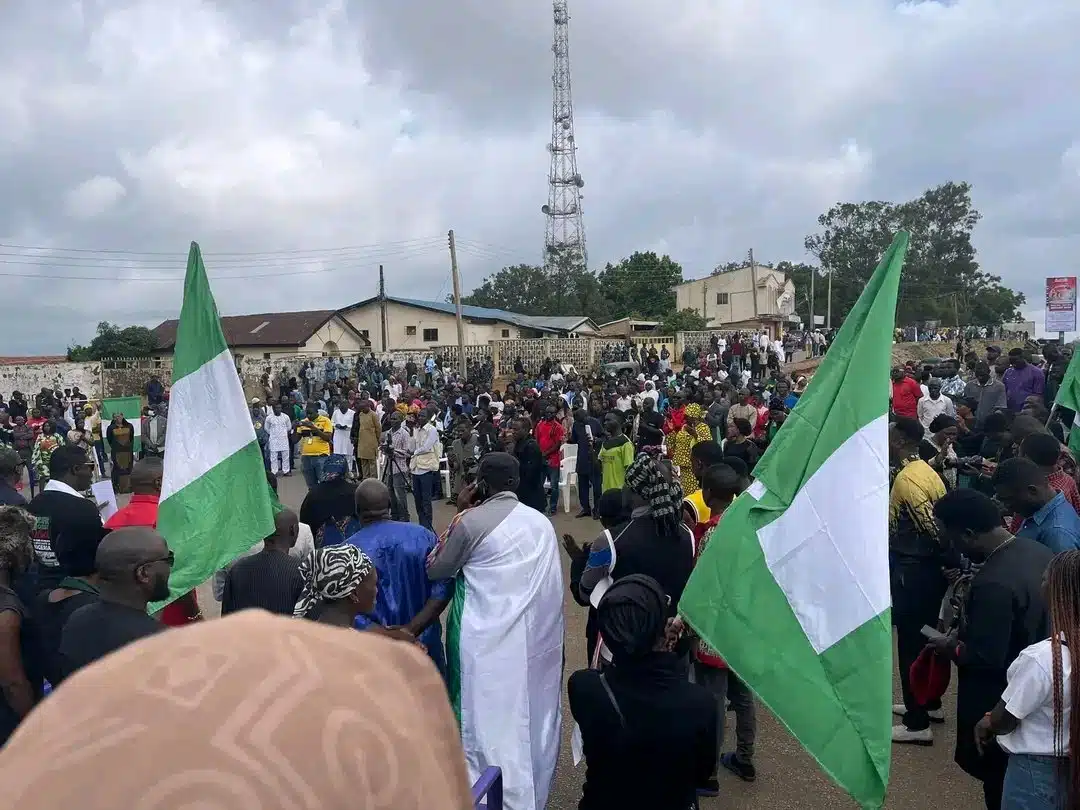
[1046,277,1077,333]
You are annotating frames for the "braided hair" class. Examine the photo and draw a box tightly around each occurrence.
[1045,550,1080,807]
[624,450,683,537]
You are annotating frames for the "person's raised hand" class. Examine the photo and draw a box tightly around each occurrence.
[456,482,479,512]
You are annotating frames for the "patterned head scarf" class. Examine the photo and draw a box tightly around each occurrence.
[0,612,473,810]
[624,451,684,536]
[684,403,704,420]
[319,454,348,483]
[294,544,375,618]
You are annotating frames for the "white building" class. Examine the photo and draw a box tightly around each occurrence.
[671,265,798,338]
[337,295,597,353]
[152,310,369,363]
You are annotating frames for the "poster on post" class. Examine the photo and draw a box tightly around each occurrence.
[1045,276,1077,333]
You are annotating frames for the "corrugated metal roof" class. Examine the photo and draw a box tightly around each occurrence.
[153,310,367,350]
[0,356,68,366]
[345,297,595,334]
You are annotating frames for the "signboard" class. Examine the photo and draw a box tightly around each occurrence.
[1046,277,1077,333]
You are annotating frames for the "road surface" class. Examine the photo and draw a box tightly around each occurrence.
[195,473,985,809]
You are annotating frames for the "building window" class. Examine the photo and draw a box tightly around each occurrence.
[501,329,510,338]
[716,292,729,305]
[422,328,439,342]
[263,353,271,360]
[405,326,417,336]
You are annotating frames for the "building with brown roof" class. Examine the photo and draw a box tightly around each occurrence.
[151,310,369,363]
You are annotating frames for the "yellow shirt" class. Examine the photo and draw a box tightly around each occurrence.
[297,415,333,456]
[682,489,712,526]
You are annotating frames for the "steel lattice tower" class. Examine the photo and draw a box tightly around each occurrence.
[543,0,587,271]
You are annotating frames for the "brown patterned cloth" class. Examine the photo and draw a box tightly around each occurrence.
[0,610,473,810]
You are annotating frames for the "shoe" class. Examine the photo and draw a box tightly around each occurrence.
[575,510,591,518]
[720,753,756,782]
[696,778,720,797]
[891,725,933,746]
[893,704,946,724]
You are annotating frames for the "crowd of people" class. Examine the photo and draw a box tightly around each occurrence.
[1,331,1079,810]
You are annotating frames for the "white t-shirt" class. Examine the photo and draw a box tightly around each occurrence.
[997,638,1072,756]
[615,396,633,412]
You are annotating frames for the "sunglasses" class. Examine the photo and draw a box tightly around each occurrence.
[139,551,175,568]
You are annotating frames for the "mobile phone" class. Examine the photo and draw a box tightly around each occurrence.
[920,624,946,642]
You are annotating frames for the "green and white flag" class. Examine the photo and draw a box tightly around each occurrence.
[679,232,909,809]
[155,242,276,609]
[1053,348,1080,454]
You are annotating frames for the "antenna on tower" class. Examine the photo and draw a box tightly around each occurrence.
[543,0,587,273]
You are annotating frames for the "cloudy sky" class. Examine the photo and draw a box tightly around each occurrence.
[1,0,1077,355]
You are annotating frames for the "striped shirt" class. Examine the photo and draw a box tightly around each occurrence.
[221,550,304,617]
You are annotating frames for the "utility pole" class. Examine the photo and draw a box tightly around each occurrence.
[749,248,759,319]
[952,293,960,330]
[377,265,388,354]
[809,267,815,336]
[448,229,467,380]
[826,266,832,330]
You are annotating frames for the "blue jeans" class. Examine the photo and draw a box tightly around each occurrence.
[301,455,327,489]
[577,467,603,514]
[1003,754,1065,809]
[545,465,560,513]
[412,471,436,531]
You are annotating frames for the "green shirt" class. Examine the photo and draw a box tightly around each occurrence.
[598,436,635,493]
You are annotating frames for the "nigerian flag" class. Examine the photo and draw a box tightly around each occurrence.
[154,242,275,609]
[1053,348,1080,454]
[679,232,909,809]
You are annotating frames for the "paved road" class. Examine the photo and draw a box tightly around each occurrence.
[196,473,985,809]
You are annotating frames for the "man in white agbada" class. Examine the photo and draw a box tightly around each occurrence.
[427,452,564,810]
[264,402,293,475]
[330,397,356,475]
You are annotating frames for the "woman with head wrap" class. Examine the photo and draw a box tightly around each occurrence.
[668,401,713,495]
[919,413,961,490]
[0,611,473,810]
[297,455,360,548]
[294,544,378,626]
[568,575,718,810]
[578,451,696,665]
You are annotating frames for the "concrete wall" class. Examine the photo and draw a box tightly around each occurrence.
[339,300,523,353]
[0,361,101,402]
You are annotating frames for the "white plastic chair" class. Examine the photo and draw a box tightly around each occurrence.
[439,456,452,498]
[559,444,578,513]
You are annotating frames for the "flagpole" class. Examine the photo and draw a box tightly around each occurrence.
[1046,403,1058,430]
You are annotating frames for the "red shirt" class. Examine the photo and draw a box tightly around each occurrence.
[1049,470,1080,515]
[694,512,728,669]
[891,377,923,419]
[103,494,199,627]
[534,418,565,469]
[665,406,687,434]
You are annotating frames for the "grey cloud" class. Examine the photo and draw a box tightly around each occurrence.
[1,0,1079,355]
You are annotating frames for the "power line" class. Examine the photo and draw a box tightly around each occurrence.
[0,247,444,282]
[0,235,446,259]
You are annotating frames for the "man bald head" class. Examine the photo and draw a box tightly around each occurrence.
[355,479,391,525]
[265,508,299,551]
[96,527,173,603]
[130,457,164,496]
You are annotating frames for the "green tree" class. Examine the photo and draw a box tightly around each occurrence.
[596,252,683,319]
[804,181,1024,327]
[659,308,708,334]
[458,263,554,314]
[67,321,158,361]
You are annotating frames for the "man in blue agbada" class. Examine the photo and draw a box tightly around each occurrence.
[346,479,453,675]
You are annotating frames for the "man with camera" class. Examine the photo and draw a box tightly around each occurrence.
[382,411,412,522]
